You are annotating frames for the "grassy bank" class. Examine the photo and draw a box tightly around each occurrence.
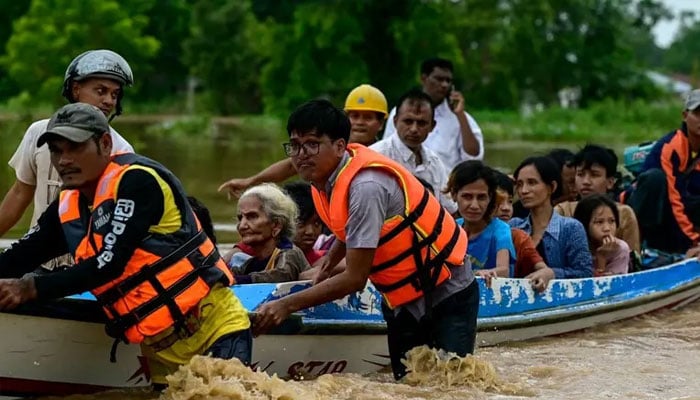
[476,99,680,144]
[0,98,682,144]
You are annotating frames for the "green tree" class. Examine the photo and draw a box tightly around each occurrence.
[665,16,700,79]
[0,0,31,99]
[183,0,264,114]
[1,0,159,107]
[137,0,192,102]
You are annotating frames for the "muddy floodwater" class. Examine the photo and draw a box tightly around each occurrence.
[35,301,700,400]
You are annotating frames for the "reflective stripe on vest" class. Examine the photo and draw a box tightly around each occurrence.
[58,154,233,344]
[311,144,468,308]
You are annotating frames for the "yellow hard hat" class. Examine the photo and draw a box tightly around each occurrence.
[344,84,388,119]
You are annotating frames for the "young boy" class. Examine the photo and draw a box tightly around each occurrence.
[555,144,640,254]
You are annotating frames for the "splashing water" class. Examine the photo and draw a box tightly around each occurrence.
[159,346,529,400]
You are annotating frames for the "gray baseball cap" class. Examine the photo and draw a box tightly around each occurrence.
[38,103,110,147]
[685,89,700,111]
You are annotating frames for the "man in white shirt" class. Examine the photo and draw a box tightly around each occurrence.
[383,58,484,170]
[371,89,457,214]
[0,50,135,237]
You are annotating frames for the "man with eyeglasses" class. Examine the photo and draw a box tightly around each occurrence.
[382,57,484,170]
[254,99,479,381]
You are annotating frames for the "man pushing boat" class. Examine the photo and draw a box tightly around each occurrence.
[253,99,479,380]
[0,103,252,389]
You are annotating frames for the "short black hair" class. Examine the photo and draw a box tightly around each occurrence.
[187,196,217,245]
[494,170,514,196]
[573,193,620,236]
[546,148,575,170]
[395,89,435,120]
[445,160,498,220]
[572,144,618,178]
[514,156,563,203]
[286,99,350,143]
[283,180,316,223]
[421,58,454,76]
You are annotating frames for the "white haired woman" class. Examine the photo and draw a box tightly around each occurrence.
[223,183,312,283]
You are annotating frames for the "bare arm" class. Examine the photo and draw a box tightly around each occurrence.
[218,158,297,198]
[253,248,375,333]
[450,91,480,156]
[0,180,35,237]
[494,248,511,277]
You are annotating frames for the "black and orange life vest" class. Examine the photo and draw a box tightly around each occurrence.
[311,144,467,309]
[58,153,233,344]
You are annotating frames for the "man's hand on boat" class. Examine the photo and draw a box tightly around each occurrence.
[525,266,555,292]
[0,275,37,310]
[252,298,293,336]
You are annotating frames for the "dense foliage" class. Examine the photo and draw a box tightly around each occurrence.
[0,0,696,115]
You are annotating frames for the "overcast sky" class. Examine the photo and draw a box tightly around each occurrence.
[653,0,700,47]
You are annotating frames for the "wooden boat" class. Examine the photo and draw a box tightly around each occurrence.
[1,258,700,398]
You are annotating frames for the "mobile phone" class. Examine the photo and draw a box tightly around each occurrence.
[449,85,458,110]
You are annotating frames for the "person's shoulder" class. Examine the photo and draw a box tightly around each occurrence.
[23,118,50,140]
[615,237,630,252]
[353,167,396,185]
[555,200,577,217]
[368,138,391,153]
[491,218,511,232]
[508,217,526,227]
[559,214,586,232]
[616,203,636,218]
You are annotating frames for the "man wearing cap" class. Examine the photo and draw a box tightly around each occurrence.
[624,89,700,253]
[0,103,252,388]
[0,50,134,242]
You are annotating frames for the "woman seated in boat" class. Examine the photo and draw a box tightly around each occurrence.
[573,194,630,276]
[283,181,327,266]
[445,160,515,280]
[493,171,555,291]
[509,156,593,278]
[223,183,312,283]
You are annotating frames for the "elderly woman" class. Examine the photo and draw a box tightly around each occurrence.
[223,183,311,283]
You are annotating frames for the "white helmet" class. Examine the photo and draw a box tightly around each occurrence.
[62,50,133,117]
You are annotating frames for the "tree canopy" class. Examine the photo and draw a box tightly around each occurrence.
[0,0,690,115]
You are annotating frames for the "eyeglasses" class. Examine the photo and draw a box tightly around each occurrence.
[282,141,322,157]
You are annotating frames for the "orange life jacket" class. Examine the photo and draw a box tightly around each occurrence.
[311,144,467,309]
[58,154,233,344]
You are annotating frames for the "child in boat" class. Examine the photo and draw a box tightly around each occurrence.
[492,171,554,291]
[445,160,515,280]
[283,181,327,266]
[573,194,630,276]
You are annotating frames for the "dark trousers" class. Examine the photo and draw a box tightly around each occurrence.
[207,328,253,364]
[627,168,697,253]
[381,279,479,380]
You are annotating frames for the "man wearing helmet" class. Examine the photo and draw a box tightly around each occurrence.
[218,84,388,198]
[0,50,134,241]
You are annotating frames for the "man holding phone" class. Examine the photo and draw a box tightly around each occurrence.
[383,58,484,170]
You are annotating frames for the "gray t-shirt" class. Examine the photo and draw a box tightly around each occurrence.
[332,154,474,321]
